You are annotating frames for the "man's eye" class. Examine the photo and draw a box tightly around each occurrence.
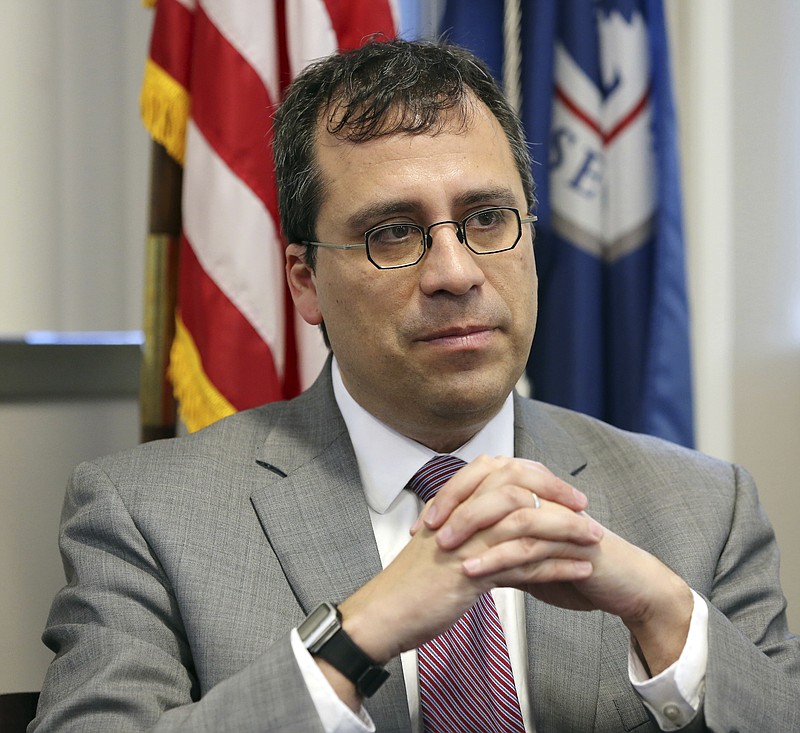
[370,224,417,244]
[471,209,504,228]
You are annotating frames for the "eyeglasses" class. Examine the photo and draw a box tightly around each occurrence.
[301,207,537,270]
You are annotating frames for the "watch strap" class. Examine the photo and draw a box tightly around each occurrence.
[314,624,390,698]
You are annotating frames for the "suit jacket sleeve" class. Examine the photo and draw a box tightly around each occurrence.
[30,460,327,733]
[700,464,800,732]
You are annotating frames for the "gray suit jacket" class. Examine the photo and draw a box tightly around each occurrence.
[32,367,799,732]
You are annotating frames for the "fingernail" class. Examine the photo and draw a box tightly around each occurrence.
[575,560,593,575]
[589,519,604,540]
[423,504,439,526]
[463,557,481,573]
[573,487,588,505]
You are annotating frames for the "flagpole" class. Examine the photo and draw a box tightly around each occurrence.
[503,0,522,114]
[140,140,182,443]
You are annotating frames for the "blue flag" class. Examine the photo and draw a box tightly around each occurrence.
[441,0,694,447]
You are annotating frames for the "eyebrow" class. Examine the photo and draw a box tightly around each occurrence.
[344,200,421,234]
[454,186,520,209]
[344,186,521,233]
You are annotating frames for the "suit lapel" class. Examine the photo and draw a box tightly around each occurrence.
[514,397,608,732]
[249,367,410,730]
[251,430,381,609]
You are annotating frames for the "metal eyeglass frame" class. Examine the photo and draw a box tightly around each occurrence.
[301,207,537,270]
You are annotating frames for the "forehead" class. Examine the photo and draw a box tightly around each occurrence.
[320,85,474,141]
[312,100,524,226]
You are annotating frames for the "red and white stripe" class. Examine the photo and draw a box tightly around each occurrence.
[147,0,397,429]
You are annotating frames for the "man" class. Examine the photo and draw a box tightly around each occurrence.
[32,40,798,732]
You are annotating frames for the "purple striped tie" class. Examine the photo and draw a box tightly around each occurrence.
[408,455,526,733]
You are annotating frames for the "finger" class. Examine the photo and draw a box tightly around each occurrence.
[428,479,540,543]
[410,455,499,534]
[417,456,588,532]
[411,455,501,533]
[514,459,589,511]
[437,489,603,551]
[461,535,595,578]
[465,551,595,587]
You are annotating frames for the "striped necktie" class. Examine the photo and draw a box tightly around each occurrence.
[408,455,526,733]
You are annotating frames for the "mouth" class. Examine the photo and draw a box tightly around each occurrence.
[416,325,499,348]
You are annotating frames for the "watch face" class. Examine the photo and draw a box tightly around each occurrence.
[298,603,390,697]
[298,602,340,652]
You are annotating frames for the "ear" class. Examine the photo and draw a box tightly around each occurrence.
[285,244,323,326]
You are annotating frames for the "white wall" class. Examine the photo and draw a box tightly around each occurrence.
[0,1,150,332]
[729,1,800,633]
[0,0,797,695]
[667,0,800,631]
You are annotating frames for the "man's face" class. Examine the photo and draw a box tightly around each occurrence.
[286,100,538,452]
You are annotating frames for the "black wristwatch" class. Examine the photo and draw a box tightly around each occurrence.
[297,602,389,698]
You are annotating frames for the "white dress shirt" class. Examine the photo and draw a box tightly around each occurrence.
[290,359,707,732]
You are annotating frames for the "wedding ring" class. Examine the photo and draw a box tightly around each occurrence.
[531,492,541,509]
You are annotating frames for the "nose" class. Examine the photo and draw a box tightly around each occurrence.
[418,222,486,296]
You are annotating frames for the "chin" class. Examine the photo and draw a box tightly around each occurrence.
[427,377,511,419]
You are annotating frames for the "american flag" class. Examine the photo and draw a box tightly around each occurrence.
[141,0,397,431]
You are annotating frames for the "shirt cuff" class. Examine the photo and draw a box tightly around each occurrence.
[628,589,708,731]
[290,627,375,733]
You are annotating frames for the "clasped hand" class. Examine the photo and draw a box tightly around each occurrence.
[339,456,693,689]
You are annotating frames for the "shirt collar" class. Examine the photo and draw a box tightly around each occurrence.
[331,357,515,514]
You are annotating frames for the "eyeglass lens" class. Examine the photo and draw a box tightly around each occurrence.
[366,207,522,269]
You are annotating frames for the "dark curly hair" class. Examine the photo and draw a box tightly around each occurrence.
[272,38,535,270]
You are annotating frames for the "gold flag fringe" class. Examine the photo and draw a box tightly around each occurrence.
[142,0,157,10]
[169,314,236,432]
[140,58,189,165]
